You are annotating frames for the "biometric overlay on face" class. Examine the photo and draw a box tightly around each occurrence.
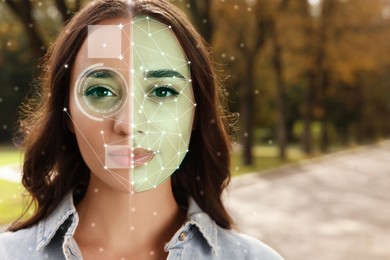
[67,16,196,193]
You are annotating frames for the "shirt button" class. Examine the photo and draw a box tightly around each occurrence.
[179,231,188,241]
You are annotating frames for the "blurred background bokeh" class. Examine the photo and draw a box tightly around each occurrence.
[0,0,390,258]
[1,0,390,167]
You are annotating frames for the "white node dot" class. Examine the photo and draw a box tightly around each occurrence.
[104,144,108,148]
[100,130,104,134]
[153,211,157,216]
[177,152,181,155]
[63,108,67,112]
[148,33,152,37]
[130,181,135,185]
[168,25,172,28]
[91,222,96,227]
[153,185,156,188]
[99,248,104,252]
[104,166,108,170]
[64,64,68,68]
[131,207,136,212]
[130,226,135,231]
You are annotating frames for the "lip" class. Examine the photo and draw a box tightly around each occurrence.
[107,147,155,168]
[131,149,155,167]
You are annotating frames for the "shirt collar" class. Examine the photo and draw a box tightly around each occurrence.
[165,198,219,255]
[36,194,219,255]
[36,192,78,251]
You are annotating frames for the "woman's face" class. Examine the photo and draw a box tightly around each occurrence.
[68,16,195,193]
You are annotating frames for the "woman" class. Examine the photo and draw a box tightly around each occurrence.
[0,0,283,259]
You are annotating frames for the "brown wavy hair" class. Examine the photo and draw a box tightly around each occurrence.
[9,0,233,231]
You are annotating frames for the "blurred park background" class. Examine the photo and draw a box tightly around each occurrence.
[0,0,389,259]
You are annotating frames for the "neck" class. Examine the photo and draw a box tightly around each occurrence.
[74,175,186,259]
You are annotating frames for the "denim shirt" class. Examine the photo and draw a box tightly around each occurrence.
[0,193,283,260]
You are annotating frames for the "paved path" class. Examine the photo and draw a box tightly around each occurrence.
[225,141,390,260]
[0,163,21,183]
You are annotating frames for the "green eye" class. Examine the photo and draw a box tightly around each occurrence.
[86,86,116,97]
[151,86,179,98]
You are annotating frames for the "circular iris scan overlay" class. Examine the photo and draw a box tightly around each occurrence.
[74,65,128,121]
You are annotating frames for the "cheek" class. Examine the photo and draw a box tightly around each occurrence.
[69,101,110,169]
[146,101,194,139]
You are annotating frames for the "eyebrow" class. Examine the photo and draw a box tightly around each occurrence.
[86,70,114,79]
[145,69,185,79]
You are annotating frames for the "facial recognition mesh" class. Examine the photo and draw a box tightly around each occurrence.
[66,17,196,193]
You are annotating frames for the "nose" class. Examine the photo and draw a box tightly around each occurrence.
[113,96,148,137]
[113,101,131,136]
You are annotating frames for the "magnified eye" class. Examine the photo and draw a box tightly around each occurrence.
[86,85,116,98]
[149,86,179,98]
[78,67,127,116]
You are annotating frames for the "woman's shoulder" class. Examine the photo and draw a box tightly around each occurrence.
[0,225,38,258]
[216,226,284,259]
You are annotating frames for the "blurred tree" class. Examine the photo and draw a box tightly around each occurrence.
[269,0,290,159]
[4,0,81,58]
[211,0,277,165]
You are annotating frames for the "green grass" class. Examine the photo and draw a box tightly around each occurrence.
[0,179,25,225]
[0,146,22,166]
[231,144,308,176]
[0,146,25,225]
